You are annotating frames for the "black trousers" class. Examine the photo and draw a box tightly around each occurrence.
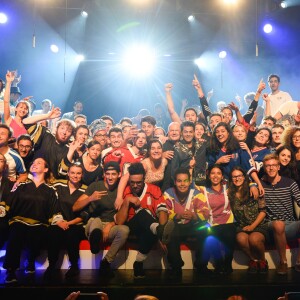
[166,222,208,269]
[126,209,158,255]
[47,224,86,268]
[4,222,48,270]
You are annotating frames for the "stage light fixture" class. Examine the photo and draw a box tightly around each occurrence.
[223,0,238,4]
[219,51,227,59]
[81,10,88,17]
[188,15,195,22]
[0,12,8,24]
[50,44,59,53]
[194,58,205,68]
[263,23,273,33]
[122,45,156,77]
[76,54,85,62]
[280,1,287,8]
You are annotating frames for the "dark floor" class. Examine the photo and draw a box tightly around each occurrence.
[1,268,300,300]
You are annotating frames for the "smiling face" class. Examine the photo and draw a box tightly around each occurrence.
[149,141,163,160]
[264,158,280,178]
[231,169,245,188]
[17,139,32,158]
[182,126,195,143]
[209,167,223,186]
[68,165,83,185]
[134,132,147,149]
[15,102,29,119]
[278,149,291,166]
[29,158,48,175]
[292,130,300,149]
[195,123,205,139]
[233,125,247,142]
[215,125,229,145]
[109,131,123,148]
[168,123,181,142]
[104,169,120,188]
[175,173,190,194]
[129,174,145,196]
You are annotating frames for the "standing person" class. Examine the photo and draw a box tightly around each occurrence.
[115,162,174,278]
[61,101,84,121]
[32,99,52,116]
[3,71,29,140]
[164,168,210,278]
[44,163,87,279]
[3,158,63,283]
[72,161,130,275]
[0,154,14,260]
[228,166,270,274]
[207,122,263,195]
[264,74,292,117]
[261,153,300,275]
[22,107,75,179]
[195,164,236,275]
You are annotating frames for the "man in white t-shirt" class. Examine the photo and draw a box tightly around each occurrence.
[263,74,292,116]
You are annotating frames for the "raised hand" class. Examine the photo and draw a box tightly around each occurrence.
[165,83,173,93]
[6,70,15,83]
[257,78,266,93]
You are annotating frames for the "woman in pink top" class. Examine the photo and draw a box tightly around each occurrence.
[3,71,29,143]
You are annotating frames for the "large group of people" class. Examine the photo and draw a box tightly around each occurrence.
[1,69,300,285]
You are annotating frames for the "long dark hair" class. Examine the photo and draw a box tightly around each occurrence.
[276,145,299,184]
[209,122,240,153]
[205,164,224,188]
[227,166,250,203]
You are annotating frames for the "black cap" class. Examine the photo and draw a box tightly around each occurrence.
[103,161,120,173]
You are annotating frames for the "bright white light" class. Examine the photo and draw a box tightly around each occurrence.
[188,15,195,22]
[223,0,238,4]
[76,54,85,62]
[122,45,156,77]
[219,51,227,59]
[194,57,205,68]
[263,24,273,33]
[50,44,59,53]
[280,1,287,8]
[81,10,88,17]
[0,13,8,24]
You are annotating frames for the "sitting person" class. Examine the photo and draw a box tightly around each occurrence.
[164,167,210,278]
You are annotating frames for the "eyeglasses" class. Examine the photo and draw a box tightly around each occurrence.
[94,134,107,137]
[0,159,5,163]
[18,145,32,150]
[264,164,279,169]
[292,135,300,141]
[231,174,244,180]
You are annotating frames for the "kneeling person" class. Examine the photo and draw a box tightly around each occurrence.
[73,161,130,275]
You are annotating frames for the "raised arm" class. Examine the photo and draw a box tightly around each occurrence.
[22,105,61,124]
[3,71,15,125]
[192,74,212,124]
[165,83,182,123]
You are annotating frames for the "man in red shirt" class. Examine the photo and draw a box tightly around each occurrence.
[115,162,174,278]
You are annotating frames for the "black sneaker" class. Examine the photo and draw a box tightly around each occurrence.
[99,258,114,277]
[157,220,175,245]
[258,260,268,274]
[25,262,36,274]
[65,265,80,278]
[89,228,102,254]
[5,270,17,284]
[133,261,145,278]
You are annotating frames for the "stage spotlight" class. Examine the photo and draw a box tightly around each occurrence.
[0,12,8,24]
[81,10,88,17]
[188,15,195,22]
[122,45,156,77]
[76,54,85,62]
[194,57,205,68]
[50,44,59,53]
[219,51,227,59]
[263,23,273,33]
[280,1,287,8]
[223,0,238,4]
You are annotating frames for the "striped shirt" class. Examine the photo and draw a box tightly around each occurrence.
[261,176,300,221]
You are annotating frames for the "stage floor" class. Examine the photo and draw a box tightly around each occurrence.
[1,268,300,300]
